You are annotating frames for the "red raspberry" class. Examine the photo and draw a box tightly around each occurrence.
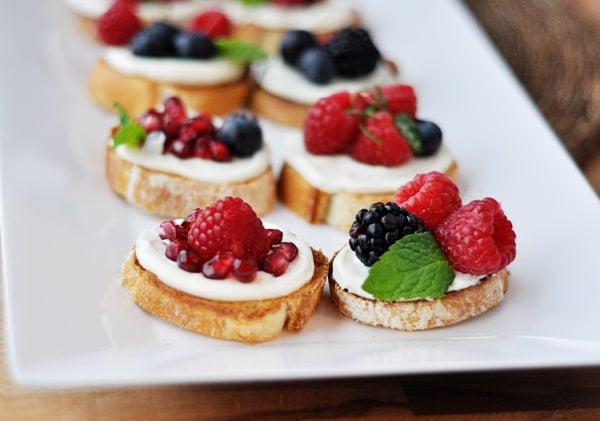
[435,198,516,275]
[393,171,461,230]
[96,2,142,46]
[187,197,270,263]
[189,9,232,38]
[304,91,359,155]
[349,111,413,166]
[368,84,417,117]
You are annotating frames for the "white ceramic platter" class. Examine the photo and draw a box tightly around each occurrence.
[2,0,600,387]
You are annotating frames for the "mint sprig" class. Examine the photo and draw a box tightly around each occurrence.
[362,232,455,301]
[395,113,422,154]
[215,39,267,63]
[112,103,146,148]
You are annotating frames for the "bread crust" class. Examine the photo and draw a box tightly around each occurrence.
[278,161,459,231]
[88,59,251,117]
[121,246,329,343]
[105,143,276,218]
[328,250,509,331]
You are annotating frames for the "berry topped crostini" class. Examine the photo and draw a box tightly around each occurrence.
[248,27,398,126]
[106,96,276,217]
[121,196,329,343]
[88,7,265,116]
[66,0,215,40]
[222,0,359,54]
[329,171,517,330]
[278,84,457,230]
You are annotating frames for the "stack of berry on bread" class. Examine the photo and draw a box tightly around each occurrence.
[89,5,264,116]
[329,171,516,330]
[106,97,276,217]
[66,0,215,41]
[121,196,329,343]
[249,27,398,127]
[278,84,457,230]
[222,0,359,54]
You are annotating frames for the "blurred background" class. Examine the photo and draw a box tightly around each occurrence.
[465,0,600,195]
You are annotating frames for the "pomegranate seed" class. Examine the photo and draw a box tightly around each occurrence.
[278,242,298,261]
[209,140,231,162]
[202,253,235,279]
[187,114,215,136]
[265,228,283,246]
[177,249,203,272]
[192,137,212,159]
[170,138,194,158]
[164,97,187,125]
[261,252,289,276]
[164,119,182,139]
[166,239,188,261]
[138,109,164,132]
[179,123,199,142]
[158,220,178,241]
[233,258,258,283]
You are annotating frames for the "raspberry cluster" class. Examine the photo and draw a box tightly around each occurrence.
[159,197,299,282]
[304,84,443,167]
[391,171,516,275]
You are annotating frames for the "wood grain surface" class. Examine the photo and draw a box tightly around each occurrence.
[2,0,600,419]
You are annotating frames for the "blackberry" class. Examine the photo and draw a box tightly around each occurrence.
[325,28,381,78]
[348,202,429,266]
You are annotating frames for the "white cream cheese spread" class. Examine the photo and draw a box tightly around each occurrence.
[135,223,315,301]
[331,244,482,301]
[283,132,455,194]
[104,47,246,85]
[254,57,397,105]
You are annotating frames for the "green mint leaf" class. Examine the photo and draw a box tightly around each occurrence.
[214,39,267,63]
[112,103,146,148]
[362,232,455,301]
[394,113,422,154]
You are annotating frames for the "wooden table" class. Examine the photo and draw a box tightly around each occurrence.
[3,1,600,419]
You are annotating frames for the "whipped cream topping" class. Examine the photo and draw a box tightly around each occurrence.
[104,47,247,85]
[332,244,482,301]
[114,142,270,183]
[135,223,316,301]
[283,132,455,194]
[253,57,397,105]
[65,0,213,20]
[223,0,355,32]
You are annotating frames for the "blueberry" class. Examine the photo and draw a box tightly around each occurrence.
[280,30,318,66]
[414,119,443,156]
[297,47,336,84]
[216,114,263,158]
[131,21,179,57]
[174,32,216,59]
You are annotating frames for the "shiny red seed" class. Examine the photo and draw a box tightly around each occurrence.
[278,242,298,261]
[166,239,188,261]
[138,109,164,132]
[177,249,203,272]
[164,97,187,125]
[158,220,178,241]
[261,252,289,277]
[187,114,215,136]
[209,140,231,162]
[192,137,213,159]
[202,253,235,279]
[265,228,283,246]
[233,258,258,283]
[170,138,194,158]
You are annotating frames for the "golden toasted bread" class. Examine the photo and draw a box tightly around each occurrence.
[121,246,329,343]
[89,59,251,117]
[278,161,458,231]
[328,251,510,331]
[105,143,276,218]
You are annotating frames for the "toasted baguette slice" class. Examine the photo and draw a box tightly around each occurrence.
[248,59,399,128]
[89,59,251,117]
[121,246,329,343]
[278,161,458,231]
[106,144,276,218]
[328,254,510,331]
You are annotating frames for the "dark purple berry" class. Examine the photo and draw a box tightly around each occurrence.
[414,119,443,157]
[174,32,217,59]
[215,114,263,157]
[297,47,336,84]
[280,29,318,66]
[131,21,179,57]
